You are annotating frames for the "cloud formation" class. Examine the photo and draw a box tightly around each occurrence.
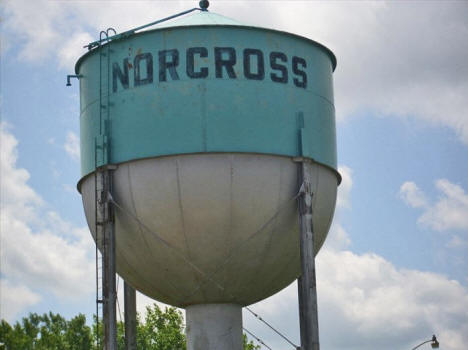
[319,249,468,350]
[400,179,468,232]
[0,123,167,322]
[0,124,95,321]
[64,131,80,161]
[0,280,41,322]
[245,248,468,350]
[246,168,468,350]
[399,181,428,208]
[323,166,353,250]
[282,2,468,144]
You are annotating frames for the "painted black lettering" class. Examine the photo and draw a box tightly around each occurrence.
[270,52,288,84]
[159,49,180,82]
[112,58,129,92]
[134,53,153,86]
[186,47,208,79]
[292,56,307,89]
[214,47,236,79]
[243,49,264,80]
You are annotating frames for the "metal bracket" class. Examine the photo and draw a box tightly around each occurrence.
[66,74,82,86]
[292,157,314,164]
[97,164,118,171]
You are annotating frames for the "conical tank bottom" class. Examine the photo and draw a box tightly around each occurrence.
[81,153,337,307]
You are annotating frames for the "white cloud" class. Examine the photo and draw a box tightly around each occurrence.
[246,249,468,350]
[325,222,351,251]
[298,2,468,144]
[0,280,41,322]
[58,31,94,71]
[64,131,80,161]
[336,166,353,209]
[317,249,468,350]
[400,179,468,232]
[420,179,468,231]
[2,0,186,66]
[247,168,468,350]
[0,123,43,223]
[0,124,94,320]
[2,0,63,62]
[245,167,468,350]
[399,181,428,208]
[219,2,468,145]
[324,165,353,250]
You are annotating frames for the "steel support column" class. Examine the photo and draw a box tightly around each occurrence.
[98,168,117,350]
[297,160,320,350]
[124,282,137,350]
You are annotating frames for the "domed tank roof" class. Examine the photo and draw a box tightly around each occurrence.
[145,10,336,69]
[76,9,336,73]
[152,10,244,28]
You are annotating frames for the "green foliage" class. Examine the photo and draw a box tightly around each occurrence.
[0,305,259,350]
[136,305,186,350]
[0,312,93,350]
[65,314,93,350]
[243,333,261,350]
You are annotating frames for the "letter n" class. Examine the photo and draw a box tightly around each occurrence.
[112,58,129,92]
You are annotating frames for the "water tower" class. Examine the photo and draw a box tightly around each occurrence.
[71,2,339,349]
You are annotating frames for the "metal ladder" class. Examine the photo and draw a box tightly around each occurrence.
[94,28,117,350]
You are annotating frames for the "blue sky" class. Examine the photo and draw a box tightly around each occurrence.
[339,114,468,280]
[1,1,468,350]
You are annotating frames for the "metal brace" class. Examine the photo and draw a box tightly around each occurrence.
[66,74,82,86]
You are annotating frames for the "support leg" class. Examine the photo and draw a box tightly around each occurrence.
[297,160,320,350]
[98,169,117,350]
[124,282,137,350]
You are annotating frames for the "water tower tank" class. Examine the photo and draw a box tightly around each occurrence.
[77,9,339,309]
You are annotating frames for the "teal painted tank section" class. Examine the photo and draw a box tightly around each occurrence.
[77,16,337,179]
